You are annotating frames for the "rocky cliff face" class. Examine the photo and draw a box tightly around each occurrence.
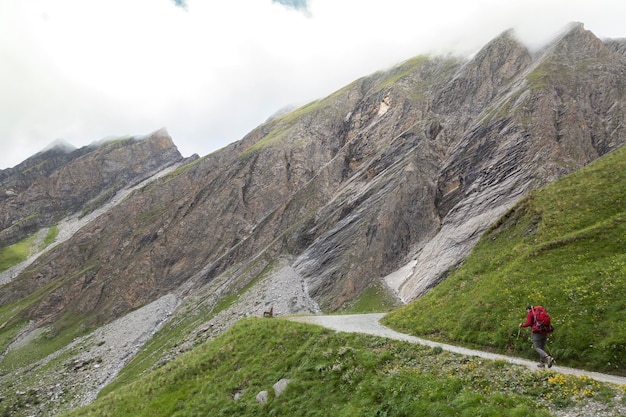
[0,22,625,416]
[392,23,626,300]
[0,129,183,247]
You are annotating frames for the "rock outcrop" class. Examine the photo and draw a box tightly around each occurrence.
[0,129,183,247]
[393,23,625,301]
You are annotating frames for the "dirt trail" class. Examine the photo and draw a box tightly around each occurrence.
[287,313,626,387]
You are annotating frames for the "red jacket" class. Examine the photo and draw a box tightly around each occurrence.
[520,310,537,332]
[521,308,551,334]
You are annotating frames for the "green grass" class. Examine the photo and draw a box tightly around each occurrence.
[239,100,328,159]
[527,66,551,90]
[99,259,282,397]
[0,226,59,272]
[372,55,431,91]
[0,313,88,375]
[340,279,402,313]
[383,145,626,374]
[43,226,59,246]
[0,263,99,376]
[0,295,95,375]
[97,303,212,398]
[59,317,626,417]
[0,237,33,272]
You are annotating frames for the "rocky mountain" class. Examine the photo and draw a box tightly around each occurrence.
[0,22,624,416]
[0,129,184,247]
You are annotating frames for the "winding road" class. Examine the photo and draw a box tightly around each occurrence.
[287,313,626,387]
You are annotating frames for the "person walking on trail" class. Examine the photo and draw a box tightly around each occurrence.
[519,305,554,368]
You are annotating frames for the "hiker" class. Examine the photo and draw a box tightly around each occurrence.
[519,305,554,368]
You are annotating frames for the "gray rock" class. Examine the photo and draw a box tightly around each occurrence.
[273,378,290,397]
[256,390,269,404]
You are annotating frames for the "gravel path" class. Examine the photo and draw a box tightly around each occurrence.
[287,313,626,387]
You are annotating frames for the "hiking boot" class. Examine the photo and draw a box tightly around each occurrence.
[546,356,554,368]
[537,362,545,368]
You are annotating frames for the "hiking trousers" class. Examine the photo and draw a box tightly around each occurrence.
[531,332,549,362]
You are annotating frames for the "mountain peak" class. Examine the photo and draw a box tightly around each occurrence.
[147,127,171,139]
[471,27,529,67]
[41,138,77,154]
[538,21,609,61]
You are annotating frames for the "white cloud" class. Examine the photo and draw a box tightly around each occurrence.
[1,0,625,168]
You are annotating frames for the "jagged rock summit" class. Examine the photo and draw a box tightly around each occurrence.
[0,129,184,247]
[0,23,624,416]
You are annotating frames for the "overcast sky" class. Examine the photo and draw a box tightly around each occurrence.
[1,0,625,169]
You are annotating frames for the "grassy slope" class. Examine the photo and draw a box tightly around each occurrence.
[57,147,626,415]
[0,226,58,272]
[60,318,623,417]
[383,146,626,374]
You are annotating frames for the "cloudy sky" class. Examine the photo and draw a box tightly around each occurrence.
[1,0,625,169]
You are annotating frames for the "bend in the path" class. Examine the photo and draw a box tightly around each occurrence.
[287,313,626,387]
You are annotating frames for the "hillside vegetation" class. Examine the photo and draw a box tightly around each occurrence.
[57,146,626,417]
[60,318,622,417]
[0,226,58,272]
[383,145,626,375]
